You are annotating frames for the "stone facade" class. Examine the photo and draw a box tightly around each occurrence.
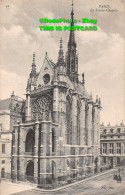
[100,122,125,168]
[0,92,24,179]
[11,7,101,185]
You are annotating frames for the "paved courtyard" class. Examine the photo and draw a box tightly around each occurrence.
[1,167,125,195]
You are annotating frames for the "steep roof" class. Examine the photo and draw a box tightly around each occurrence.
[0,98,11,110]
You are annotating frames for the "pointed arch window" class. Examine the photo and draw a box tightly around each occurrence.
[25,129,35,153]
[52,129,56,153]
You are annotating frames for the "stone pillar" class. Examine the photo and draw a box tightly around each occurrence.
[25,92,31,121]
[93,106,98,145]
[39,121,52,183]
[72,93,77,145]
[87,102,93,146]
[53,86,59,123]
[18,124,25,181]
[85,102,88,145]
[39,159,47,184]
[58,88,66,145]
[80,99,85,146]
[114,142,117,155]
[121,142,124,155]
[34,121,39,183]
[12,125,18,182]
[97,107,100,146]
[107,143,109,155]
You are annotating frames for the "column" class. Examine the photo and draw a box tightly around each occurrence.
[18,124,25,181]
[25,92,31,121]
[39,121,52,183]
[93,106,98,145]
[72,93,77,145]
[12,125,18,182]
[121,142,124,155]
[53,86,59,123]
[87,102,93,146]
[34,121,39,183]
[80,98,85,146]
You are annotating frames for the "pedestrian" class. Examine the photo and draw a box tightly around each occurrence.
[113,174,117,180]
[117,174,122,183]
[119,175,122,183]
[116,174,118,182]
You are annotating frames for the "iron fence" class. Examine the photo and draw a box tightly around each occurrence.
[1,166,114,189]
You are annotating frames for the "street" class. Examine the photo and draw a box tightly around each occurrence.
[7,168,125,195]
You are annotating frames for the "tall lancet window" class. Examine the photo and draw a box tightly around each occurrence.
[77,101,80,145]
[52,128,56,153]
[66,96,72,144]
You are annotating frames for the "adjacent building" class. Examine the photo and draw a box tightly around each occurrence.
[100,122,125,167]
[0,92,24,179]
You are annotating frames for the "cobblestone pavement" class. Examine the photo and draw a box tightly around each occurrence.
[1,167,125,195]
[0,181,36,195]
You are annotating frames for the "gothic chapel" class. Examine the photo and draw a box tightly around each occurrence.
[12,5,101,185]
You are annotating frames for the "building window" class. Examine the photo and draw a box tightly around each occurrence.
[117,143,121,154]
[2,160,5,164]
[103,129,107,134]
[117,128,121,133]
[0,124,2,131]
[1,168,5,178]
[109,143,114,154]
[103,157,106,164]
[103,143,107,153]
[110,129,113,134]
[2,144,5,153]
[38,84,41,88]
[25,130,35,153]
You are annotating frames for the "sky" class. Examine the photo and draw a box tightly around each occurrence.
[0,0,125,125]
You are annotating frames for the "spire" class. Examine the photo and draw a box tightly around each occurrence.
[98,97,101,106]
[31,52,36,74]
[57,38,64,64]
[90,92,93,101]
[66,1,78,82]
[68,0,76,46]
[82,73,85,84]
[29,52,37,89]
[11,91,15,97]
[57,38,66,75]
[26,79,30,92]
[96,95,98,103]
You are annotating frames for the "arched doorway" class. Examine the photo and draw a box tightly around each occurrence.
[52,161,56,182]
[25,129,35,153]
[1,168,5,178]
[26,161,34,181]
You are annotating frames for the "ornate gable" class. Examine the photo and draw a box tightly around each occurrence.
[36,54,55,88]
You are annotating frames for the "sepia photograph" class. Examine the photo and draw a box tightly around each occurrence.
[0,0,125,194]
